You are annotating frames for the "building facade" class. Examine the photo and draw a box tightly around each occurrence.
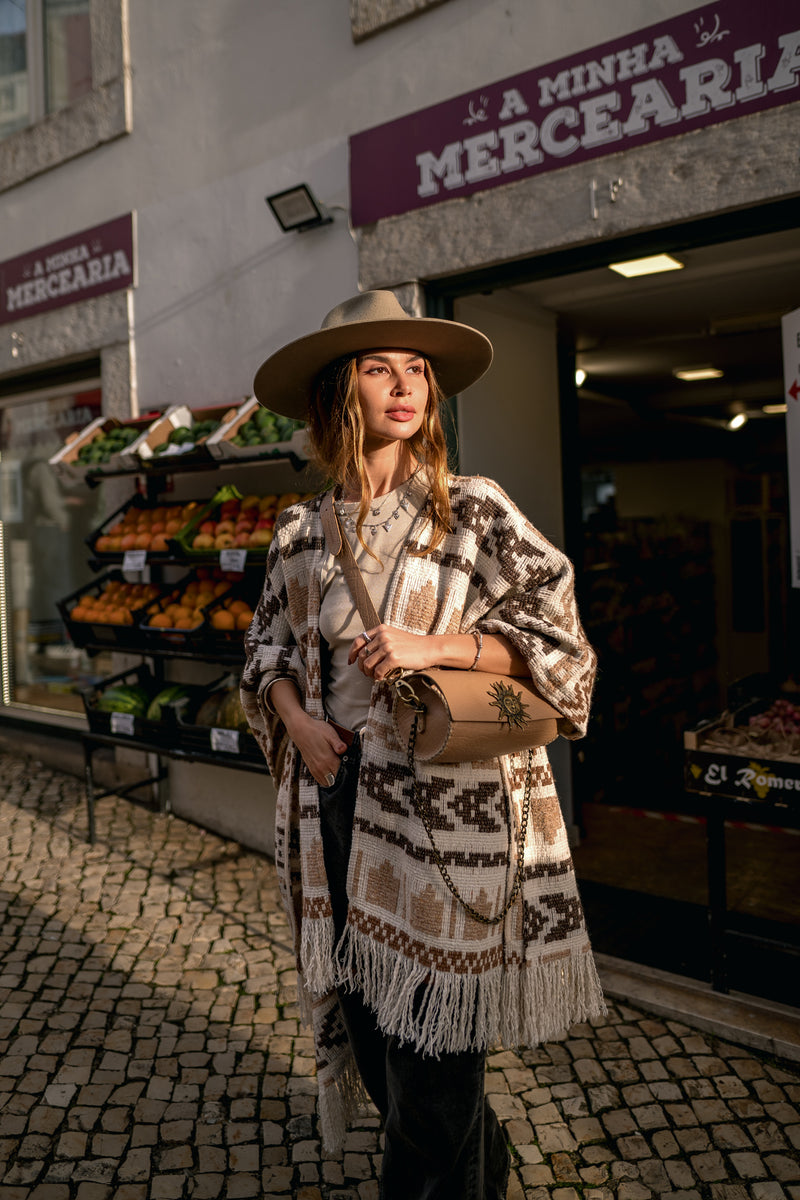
[1,0,798,998]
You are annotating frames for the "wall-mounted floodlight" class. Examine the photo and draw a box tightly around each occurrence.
[266,184,333,233]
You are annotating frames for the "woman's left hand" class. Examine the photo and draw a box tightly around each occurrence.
[348,624,436,681]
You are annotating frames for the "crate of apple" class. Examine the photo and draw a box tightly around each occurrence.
[187,492,306,553]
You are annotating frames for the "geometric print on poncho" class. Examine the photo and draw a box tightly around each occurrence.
[241,473,606,1149]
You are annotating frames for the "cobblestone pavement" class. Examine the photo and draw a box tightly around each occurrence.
[1,751,799,1200]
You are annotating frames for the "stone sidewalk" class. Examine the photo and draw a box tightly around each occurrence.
[0,750,799,1200]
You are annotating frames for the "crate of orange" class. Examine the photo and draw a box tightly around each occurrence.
[86,494,204,561]
[57,570,162,651]
[138,566,245,651]
[201,586,257,656]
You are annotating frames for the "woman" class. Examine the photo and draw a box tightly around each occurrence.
[241,291,605,1199]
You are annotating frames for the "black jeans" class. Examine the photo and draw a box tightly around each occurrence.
[318,734,510,1200]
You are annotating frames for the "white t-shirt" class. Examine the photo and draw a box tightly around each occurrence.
[320,476,426,731]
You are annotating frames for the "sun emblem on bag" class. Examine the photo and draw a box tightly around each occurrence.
[487,681,531,730]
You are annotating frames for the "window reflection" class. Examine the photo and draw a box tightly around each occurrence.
[44,0,92,114]
[0,386,113,713]
[0,0,29,139]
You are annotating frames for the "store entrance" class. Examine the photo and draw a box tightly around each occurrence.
[452,224,800,1005]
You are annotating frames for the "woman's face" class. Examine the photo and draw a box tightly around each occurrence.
[355,350,429,447]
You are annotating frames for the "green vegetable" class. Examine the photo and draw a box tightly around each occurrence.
[76,425,141,464]
[192,419,220,438]
[168,426,195,445]
[227,408,302,449]
[95,685,150,716]
[146,685,190,722]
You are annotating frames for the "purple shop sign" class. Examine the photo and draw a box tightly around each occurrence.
[349,0,800,227]
[0,213,135,326]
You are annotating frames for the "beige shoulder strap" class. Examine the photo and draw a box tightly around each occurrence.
[319,492,381,630]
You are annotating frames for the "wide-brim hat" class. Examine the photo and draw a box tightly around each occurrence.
[253,290,493,419]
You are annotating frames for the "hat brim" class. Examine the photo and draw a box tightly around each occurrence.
[253,317,493,419]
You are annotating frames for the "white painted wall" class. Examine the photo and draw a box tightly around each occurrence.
[455,293,564,547]
[2,0,705,413]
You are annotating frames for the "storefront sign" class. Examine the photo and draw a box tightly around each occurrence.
[0,214,135,326]
[350,0,800,226]
[784,305,800,589]
[685,750,800,801]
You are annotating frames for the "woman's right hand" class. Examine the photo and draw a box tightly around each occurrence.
[286,711,347,788]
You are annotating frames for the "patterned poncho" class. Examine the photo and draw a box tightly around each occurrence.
[241,474,605,1149]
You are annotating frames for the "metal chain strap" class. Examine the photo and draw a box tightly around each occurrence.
[406,708,534,927]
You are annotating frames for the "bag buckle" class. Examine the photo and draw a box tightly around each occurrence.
[393,676,427,732]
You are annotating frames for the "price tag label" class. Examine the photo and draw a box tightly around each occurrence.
[122,549,147,572]
[211,727,240,754]
[110,712,135,736]
[219,548,247,572]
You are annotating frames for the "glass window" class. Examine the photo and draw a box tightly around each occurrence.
[0,385,115,715]
[0,0,29,139]
[0,0,91,142]
[43,0,91,114]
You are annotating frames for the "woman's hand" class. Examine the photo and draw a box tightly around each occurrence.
[348,625,439,681]
[267,682,347,787]
[286,711,348,788]
[348,625,531,680]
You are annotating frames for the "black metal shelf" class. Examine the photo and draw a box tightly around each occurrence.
[685,786,800,995]
[84,447,309,486]
[80,639,245,666]
[82,730,268,843]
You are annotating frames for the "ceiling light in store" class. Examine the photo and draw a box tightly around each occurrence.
[762,403,788,414]
[608,254,684,278]
[727,413,748,431]
[672,366,724,382]
[575,368,587,387]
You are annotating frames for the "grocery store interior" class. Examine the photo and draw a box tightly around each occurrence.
[453,221,800,1005]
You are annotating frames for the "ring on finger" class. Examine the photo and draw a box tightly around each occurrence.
[360,631,371,645]
[325,772,336,787]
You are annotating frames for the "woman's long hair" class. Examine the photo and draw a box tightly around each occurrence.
[306,353,452,556]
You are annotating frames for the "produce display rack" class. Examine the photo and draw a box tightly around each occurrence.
[682,692,800,994]
[82,441,309,485]
[59,432,314,842]
[81,730,269,844]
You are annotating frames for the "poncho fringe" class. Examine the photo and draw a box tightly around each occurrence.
[305,920,606,1059]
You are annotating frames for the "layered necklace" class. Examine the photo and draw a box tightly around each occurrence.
[336,468,420,536]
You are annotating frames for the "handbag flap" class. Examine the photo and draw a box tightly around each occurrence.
[415,668,560,726]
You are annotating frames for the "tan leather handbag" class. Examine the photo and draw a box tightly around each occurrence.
[392,668,559,764]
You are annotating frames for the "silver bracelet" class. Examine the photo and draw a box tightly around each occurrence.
[468,629,483,671]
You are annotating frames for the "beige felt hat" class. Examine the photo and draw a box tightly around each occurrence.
[253,290,493,418]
